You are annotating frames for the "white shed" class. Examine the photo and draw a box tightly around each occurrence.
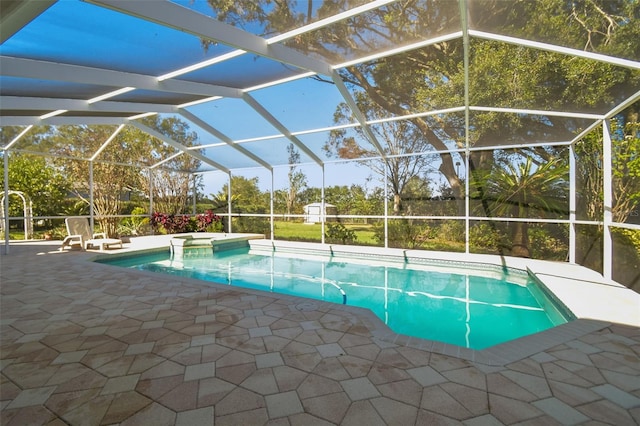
[303,203,337,224]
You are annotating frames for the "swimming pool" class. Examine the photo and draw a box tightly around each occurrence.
[101,246,573,350]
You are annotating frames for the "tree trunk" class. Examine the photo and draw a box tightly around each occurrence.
[393,193,402,215]
[510,221,530,257]
[436,153,464,215]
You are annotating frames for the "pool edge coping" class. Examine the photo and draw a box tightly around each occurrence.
[87,253,613,366]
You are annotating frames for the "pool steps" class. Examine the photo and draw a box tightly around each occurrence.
[169,233,264,257]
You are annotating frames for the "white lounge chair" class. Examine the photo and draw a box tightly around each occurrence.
[60,217,123,251]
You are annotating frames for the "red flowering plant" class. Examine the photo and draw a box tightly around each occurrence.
[194,210,221,231]
[151,210,222,234]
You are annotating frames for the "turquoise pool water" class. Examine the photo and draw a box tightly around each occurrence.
[101,248,572,349]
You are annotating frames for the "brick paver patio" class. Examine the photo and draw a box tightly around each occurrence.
[1,241,639,425]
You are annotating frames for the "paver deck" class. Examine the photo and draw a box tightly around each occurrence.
[1,239,639,425]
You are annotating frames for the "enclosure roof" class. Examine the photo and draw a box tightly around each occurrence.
[1,0,639,172]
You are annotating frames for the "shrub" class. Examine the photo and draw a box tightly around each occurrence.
[529,226,567,260]
[325,223,357,244]
[437,220,465,243]
[151,210,222,234]
[373,219,430,249]
[233,216,270,236]
[611,228,640,292]
[469,222,505,253]
[118,207,150,236]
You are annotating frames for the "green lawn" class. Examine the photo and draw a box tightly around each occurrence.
[272,220,466,252]
[273,221,378,245]
[2,227,64,240]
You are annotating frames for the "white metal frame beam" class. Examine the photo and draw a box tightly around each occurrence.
[0,116,129,126]
[150,152,183,170]
[334,32,464,70]
[0,56,242,99]
[470,106,604,120]
[603,89,640,120]
[85,0,334,77]
[331,71,387,159]
[0,0,56,44]
[2,98,613,146]
[241,93,324,167]
[266,0,396,45]
[568,91,640,149]
[90,124,126,161]
[471,30,640,71]
[178,109,273,171]
[129,121,230,173]
[1,125,33,151]
[0,96,177,115]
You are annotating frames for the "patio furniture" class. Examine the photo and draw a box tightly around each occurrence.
[60,218,123,251]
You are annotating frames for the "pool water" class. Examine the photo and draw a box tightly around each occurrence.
[101,248,572,350]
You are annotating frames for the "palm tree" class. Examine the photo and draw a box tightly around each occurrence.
[481,156,569,258]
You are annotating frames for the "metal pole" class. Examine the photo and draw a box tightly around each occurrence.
[228,172,233,234]
[21,194,28,240]
[270,170,274,240]
[460,0,471,254]
[149,168,154,234]
[465,152,470,254]
[321,164,325,244]
[569,143,576,263]
[602,120,613,280]
[89,161,94,230]
[3,151,9,255]
[384,162,388,248]
[149,168,154,212]
[192,173,197,214]
[27,197,33,240]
